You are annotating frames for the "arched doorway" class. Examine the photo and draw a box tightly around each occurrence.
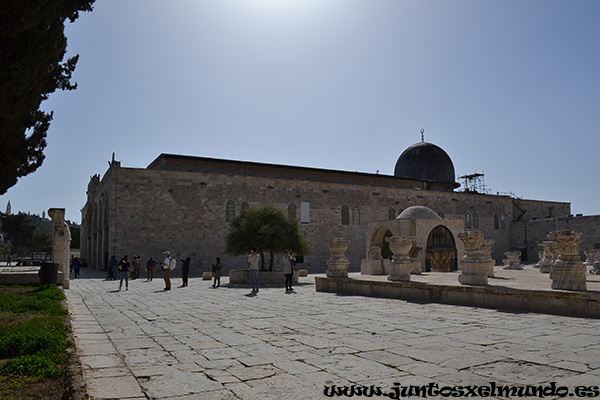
[370,226,393,260]
[425,225,457,272]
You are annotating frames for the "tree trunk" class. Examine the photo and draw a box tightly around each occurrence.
[269,250,274,271]
[260,251,266,271]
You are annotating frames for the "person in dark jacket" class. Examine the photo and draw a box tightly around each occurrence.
[180,256,191,287]
[212,257,222,288]
[117,255,130,291]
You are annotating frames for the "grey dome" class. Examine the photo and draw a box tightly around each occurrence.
[397,206,441,220]
[394,141,456,184]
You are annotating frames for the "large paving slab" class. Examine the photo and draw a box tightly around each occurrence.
[65,269,600,399]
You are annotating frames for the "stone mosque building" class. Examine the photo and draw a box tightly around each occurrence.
[81,138,600,276]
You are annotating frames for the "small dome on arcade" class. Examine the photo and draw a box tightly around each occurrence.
[397,206,441,220]
[394,130,457,185]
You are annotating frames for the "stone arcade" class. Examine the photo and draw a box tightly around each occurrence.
[81,138,599,277]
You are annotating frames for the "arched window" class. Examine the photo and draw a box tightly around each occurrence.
[341,206,349,225]
[494,214,499,229]
[473,213,479,229]
[465,212,472,229]
[226,201,236,222]
[388,208,396,220]
[241,201,249,212]
[288,203,296,219]
[500,215,506,230]
[352,207,360,225]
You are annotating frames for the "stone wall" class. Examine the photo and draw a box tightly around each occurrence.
[508,200,577,261]
[525,215,600,259]
[82,157,572,274]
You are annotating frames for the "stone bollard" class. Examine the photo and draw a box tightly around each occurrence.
[457,231,489,286]
[502,251,523,270]
[49,208,71,289]
[297,269,308,277]
[538,241,554,274]
[409,246,422,275]
[202,272,212,280]
[325,238,350,278]
[548,230,586,291]
[386,236,413,282]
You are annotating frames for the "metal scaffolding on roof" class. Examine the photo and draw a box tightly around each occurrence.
[459,172,490,194]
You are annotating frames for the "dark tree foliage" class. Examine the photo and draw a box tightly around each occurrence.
[0,212,35,255]
[225,206,312,271]
[0,212,52,255]
[0,0,95,194]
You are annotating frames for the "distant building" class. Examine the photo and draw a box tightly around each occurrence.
[5,200,11,215]
[81,140,598,274]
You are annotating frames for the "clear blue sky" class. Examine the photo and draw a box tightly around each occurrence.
[2,0,599,224]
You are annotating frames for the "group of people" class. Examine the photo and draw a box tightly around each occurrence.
[105,249,296,293]
[108,251,189,291]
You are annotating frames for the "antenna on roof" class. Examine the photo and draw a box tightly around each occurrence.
[420,128,424,142]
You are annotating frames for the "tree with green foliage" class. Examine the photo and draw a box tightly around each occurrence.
[0,0,95,194]
[1,212,35,256]
[0,212,51,256]
[225,205,312,271]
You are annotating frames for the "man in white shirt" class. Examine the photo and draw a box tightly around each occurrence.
[247,248,260,293]
[162,251,176,291]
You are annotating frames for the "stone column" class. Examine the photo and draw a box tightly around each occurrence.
[457,231,489,286]
[586,250,600,275]
[427,249,453,272]
[591,250,600,275]
[326,238,350,278]
[386,236,413,282]
[481,239,495,277]
[48,208,72,289]
[548,230,586,291]
[538,241,554,274]
[502,251,523,270]
[360,246,384,275]
[533,251,544,269]
[409,246,422,275]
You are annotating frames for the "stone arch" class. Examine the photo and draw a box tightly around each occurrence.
[425,224,457,272]
[369,225,394,259]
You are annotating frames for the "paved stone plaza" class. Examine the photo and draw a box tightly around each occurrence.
[66,270,600,400]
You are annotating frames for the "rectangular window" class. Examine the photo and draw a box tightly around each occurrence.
[300,202,310,224]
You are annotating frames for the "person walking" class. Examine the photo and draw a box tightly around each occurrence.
[72,256,82,279]
[108,255,118,280]
[212,257,222,288]
[146,256,157,281]
[130,255,140,279]
[117,255,130,291]
[162,251,176,291]
[180,256,191,287]
[283,250,295,292]
[247,249,260,294]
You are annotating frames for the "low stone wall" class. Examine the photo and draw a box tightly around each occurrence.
[315,277,600,319]
[0,271,40,285]
[229,269,298,286]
